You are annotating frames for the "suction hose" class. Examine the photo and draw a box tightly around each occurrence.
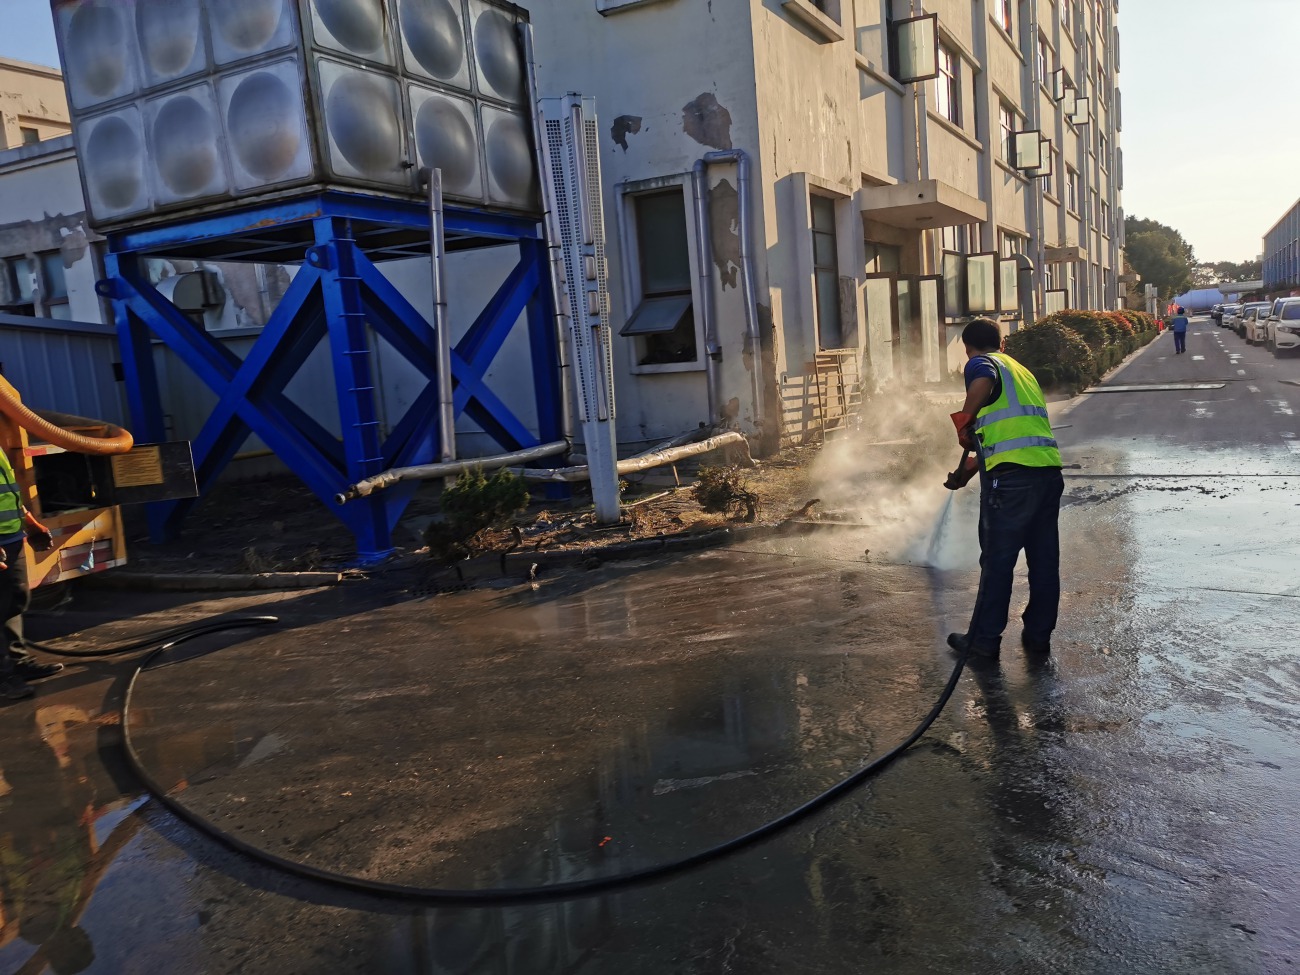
[0,373,133,455]
[31,615,969,905]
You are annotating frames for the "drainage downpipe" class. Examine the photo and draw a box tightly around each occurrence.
[510,431,747,483]
[337,441,570,503]
[421,167,456,468]
[522,23,576,446]
[692,161,722,425]
[696,150,766,442]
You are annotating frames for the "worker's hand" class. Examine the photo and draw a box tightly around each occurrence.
[950,411,977,451]
[24,515,53,552]
[943,455,979,491]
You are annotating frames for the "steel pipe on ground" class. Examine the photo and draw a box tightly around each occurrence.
[337,441,571,503]
[509,432,748,483]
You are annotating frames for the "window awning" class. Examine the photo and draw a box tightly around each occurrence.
[620,294,693,336]
[860,179,988,229]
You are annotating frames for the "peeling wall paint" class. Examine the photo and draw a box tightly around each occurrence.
[682,93,733,150]
[708,177,741,291]
[610,115,643,151]
[0,211,94,268]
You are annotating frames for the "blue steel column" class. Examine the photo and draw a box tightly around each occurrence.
[104,251,170,543]
[522,237,568,499]
[313,217,392,561]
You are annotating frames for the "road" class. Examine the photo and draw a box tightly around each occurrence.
[2,315,1300,973]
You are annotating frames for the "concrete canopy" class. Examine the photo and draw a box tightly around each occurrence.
[860,179,987,230]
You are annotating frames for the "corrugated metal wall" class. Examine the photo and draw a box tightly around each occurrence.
[0,313,127,424]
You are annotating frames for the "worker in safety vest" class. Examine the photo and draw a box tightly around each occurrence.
[0,447,57,701]
[946,318,1064,661]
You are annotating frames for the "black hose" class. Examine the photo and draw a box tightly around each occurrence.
[113,620,969,905]
[19,616,281,658]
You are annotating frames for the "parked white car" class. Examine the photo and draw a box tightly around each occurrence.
[1245,306,1269,344]
[1266,298,1300,355]
[1220,303,1243,331]
[1234,302,1270,339]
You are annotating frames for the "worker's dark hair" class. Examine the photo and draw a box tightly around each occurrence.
[1177,306,1186,314]
[961,318,1002,352]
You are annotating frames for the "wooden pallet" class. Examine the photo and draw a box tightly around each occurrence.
[779,350,863,446]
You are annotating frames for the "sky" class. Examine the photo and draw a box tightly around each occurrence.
[1,0,1294,264]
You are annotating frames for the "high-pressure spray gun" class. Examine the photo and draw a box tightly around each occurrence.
[944,412,980,491]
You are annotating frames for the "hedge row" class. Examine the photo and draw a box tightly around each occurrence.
[1003,309,1159,392]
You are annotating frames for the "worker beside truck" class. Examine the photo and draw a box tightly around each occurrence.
[0,445,60,701]
[946,319,1065,662]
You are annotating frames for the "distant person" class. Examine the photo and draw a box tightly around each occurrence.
[1170,306,1190,354]
[946,319,1064,661]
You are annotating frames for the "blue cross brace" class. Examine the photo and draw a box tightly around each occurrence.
[103,195,565,563]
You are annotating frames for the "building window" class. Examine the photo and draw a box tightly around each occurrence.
[1061,0,1072,32]
[810,0,840,21]
[936,44,960,125]
[0,257,37,316]
[1101,201,1111,237]
[38,252,71,320]
[621,189,697,367]
[811,194,844,350]
[1066,167,1079,213]
[20,127,40,146]
[999,0,1013,33]
[998,230,1026,258]
[1090,189,1100,227]
[1099,132,1109,169]
[1037,35,1050,83]
[998,102,1016,162]
[864,241,901,274]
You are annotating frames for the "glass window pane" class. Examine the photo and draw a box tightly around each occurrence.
[813,231,837,268]
[895,15,937,83]
[635,190,691,296]
[41,252,68,300]
[811,195,836,232]
[878,244,900,274]
[47,303,74,320]
[13,258,36,302]
[815,269,843,349]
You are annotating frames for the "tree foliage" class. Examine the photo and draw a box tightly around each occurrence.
[1124,216,1195,301]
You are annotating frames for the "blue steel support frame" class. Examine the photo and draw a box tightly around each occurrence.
[103,193,562,563]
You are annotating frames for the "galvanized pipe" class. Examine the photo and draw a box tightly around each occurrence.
[336,440,570,503]
[510,431,746,483]
[692,160,721,425]
[421,167,456,468]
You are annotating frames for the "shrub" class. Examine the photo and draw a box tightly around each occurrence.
[694,466,758,522]
[425,467,530,560]
[1004,320,1095,391]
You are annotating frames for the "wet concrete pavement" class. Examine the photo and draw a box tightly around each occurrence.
[4,315,1300,973]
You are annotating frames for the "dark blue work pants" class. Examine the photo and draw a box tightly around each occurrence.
[967,466,1065,652]
[1173,330,1187,353]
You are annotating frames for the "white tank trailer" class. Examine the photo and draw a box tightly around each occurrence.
[49,0,540,231]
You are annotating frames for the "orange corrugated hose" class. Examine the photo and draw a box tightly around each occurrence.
[0,374,134,455]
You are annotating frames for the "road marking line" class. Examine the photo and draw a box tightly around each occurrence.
[1249,385,1261,393]
[1238,369,1247,375]
[1192,355,1205,360]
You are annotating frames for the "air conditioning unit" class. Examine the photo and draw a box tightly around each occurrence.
[537,94,620,522]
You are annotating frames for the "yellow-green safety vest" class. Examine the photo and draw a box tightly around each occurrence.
[0,449,23,541]
[974,352,1062,471]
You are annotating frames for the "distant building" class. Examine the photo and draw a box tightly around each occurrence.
[0,57,71,148]
[1264,201,1300,291]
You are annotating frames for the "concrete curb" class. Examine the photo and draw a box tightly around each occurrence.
[83,570,347,592]
[437,519,871,584]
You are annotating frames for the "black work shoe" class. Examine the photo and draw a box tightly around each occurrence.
[947,632,999,659]
[1021,634,1052,655]
[15,659,63,681]
[0,675,34,701]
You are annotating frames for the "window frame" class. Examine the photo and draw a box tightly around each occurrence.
[1066,167,1080,214]
[999,0,1013,34]
[617,180,706,375]
[810,192,847,351]
[935,43,961,125]
[0,256,37,316]
[998,102,1016,163]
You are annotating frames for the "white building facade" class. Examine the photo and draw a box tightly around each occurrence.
[0,1,1123,459]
